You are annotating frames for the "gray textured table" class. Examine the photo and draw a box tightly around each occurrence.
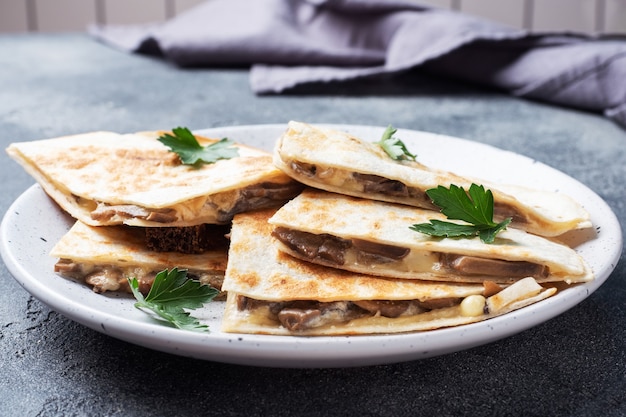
[1,33,624,417]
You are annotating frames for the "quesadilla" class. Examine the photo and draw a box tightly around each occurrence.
[51,220,228,295]
[7,130,302,228]
[221,208,557,336]
[268,190,594,285]
[273,121,591,237]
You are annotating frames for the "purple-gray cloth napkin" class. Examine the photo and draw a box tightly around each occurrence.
[90,0,626,129]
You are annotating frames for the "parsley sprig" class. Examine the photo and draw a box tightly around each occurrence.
[410,183,511,244]
[158,127,239,165]
[376,125,416,161]
[128,268,219,332]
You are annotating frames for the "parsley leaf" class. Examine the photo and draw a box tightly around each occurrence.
[128,268,219,332]
[410,183,511,244]
[158,127,239,165]
[376,125,416,161]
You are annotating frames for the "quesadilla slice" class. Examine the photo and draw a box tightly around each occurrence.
[268,190,594,285]
[7,130,302,227]
[221,208,557,336]
[273,121,591,237]
[51,220,228,295]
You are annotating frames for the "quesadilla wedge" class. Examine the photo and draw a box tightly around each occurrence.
[268,190,594,285]
[221,208,557,336]
[273,121,591,237]
[7,130,302,227]
[51,220,228,295]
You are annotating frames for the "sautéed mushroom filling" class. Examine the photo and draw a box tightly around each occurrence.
[288,160,528,224]
[272,227,549,280]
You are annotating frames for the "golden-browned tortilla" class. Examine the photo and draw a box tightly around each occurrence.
[273,121,591,237]
[220,208,557,336]
[268,190,594,285]
[51,220,228,295]
[7,130,301,227]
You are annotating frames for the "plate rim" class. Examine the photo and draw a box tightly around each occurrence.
[1,123,622,368]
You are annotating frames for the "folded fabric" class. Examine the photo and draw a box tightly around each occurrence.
[89,0,626,129]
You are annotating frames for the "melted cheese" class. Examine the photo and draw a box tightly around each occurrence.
[56,260,223,294]
[343,247,441,274]
[226,278,557,335]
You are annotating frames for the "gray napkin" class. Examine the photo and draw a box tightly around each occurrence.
[90,0,626,129]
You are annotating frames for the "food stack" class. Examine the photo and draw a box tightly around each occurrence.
[5,121,594,336]
[220,121,593,335]
[5,128,302,298]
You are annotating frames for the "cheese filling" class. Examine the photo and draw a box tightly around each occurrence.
[289,160,433,205]
[234,277,550,332]
[54,259,224,296]
[236,295,471,331]
[84,180,302,226]
[288,160,529,225]
[272,227,549,281]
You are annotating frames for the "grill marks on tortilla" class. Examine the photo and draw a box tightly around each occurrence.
[289,160,529,225]
[272,227,549,280]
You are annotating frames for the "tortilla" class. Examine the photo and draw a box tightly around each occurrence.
[268,190,594,285]
[7,130,302,227]
[51,220,228,295]
[273,121,591,237]
[220,208,557,336]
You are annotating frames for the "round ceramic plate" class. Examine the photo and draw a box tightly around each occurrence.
[1,124,621,368]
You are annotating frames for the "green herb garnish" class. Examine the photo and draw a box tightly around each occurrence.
[376,125,416,161]
[410,183,511,244]
[158,127,239,165]
[128,268,219,332]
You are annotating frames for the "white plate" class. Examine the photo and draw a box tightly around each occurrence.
[1,124,622,368]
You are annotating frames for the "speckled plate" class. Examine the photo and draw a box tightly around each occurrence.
[1,124,621,368]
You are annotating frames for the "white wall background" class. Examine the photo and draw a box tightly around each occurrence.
[0,0,625,33]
